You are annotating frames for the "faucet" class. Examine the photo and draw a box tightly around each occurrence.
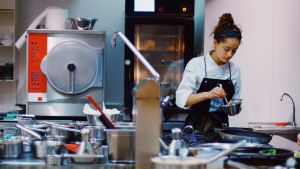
[280,92,296,127]
[111,31,160,82]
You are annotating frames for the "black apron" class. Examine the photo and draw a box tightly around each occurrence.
[184,56,235,134]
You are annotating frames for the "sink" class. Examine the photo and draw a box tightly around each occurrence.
[249,122,300,142]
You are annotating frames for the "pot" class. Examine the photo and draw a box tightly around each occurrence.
[0,136,23,158]
[31,140,63,159]
[218,129,272,144]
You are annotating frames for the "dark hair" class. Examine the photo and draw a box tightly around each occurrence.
[212,13,242,42]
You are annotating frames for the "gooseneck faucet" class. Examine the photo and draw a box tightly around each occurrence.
[280,92,296,127]
[111,31,160,82]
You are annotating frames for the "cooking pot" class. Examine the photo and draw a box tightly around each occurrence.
[218,129,272,144]
[31,140,63,159]
[0,136,23,158]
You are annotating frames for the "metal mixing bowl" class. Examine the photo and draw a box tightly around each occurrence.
[68,17,98,30]
[220,99,242,116]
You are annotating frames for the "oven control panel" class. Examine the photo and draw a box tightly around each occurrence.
[27,33,48,102]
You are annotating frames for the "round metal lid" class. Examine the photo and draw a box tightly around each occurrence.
[44,40,97,94]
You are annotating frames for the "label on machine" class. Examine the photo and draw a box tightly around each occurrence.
[28,33,48,102]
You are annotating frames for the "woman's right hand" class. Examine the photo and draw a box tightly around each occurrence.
[207,86,227,99]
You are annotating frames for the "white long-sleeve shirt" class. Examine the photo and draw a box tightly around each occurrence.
[175,53,241,111]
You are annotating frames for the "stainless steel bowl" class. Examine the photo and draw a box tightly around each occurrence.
[220,99,242,116]
[68,17,98,30]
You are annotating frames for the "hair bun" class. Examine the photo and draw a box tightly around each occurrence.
[219,13,234,27]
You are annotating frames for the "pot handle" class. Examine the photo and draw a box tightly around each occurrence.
[16,124,42,140]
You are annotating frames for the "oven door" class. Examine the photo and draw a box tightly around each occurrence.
[124,16,194,119]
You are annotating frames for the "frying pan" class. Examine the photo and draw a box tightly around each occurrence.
[218,129,272,144]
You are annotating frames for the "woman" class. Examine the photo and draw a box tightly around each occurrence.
[176,13,242,133]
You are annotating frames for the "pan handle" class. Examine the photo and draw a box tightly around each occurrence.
[204,140,247,164]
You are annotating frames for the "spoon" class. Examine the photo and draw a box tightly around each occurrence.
[218,84,229,105]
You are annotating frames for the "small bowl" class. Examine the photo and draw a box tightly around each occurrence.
[68,17,98,30]
[1,39,13,46]
[220,99,242,116]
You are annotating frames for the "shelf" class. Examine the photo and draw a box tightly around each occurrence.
[0,9,13,13]
[0,45,14,48]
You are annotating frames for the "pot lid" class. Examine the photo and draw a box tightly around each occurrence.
[43,40,97,94]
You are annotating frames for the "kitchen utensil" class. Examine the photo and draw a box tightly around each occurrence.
[218,129,272,144]
[220,99,242,116]
[46,154,63,165]
[86,95,116,129]
[68,17,98,30]
[106,128,136,163]
[168,128,182,156]
[84,125,106,142]
[31,140,63,159]
[0,136,23,158]
[64,154,103,164]
[227,147,294,167]
[16,124,42,140]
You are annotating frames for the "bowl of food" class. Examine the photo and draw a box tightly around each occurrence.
[68,17,98,30]
[220,99,242,116]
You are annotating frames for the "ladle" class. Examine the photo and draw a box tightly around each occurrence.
[16,124,42,140]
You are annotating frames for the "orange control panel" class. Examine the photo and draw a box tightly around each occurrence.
[27,33,48,102]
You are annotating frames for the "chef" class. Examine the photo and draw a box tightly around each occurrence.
[176,13,242,134]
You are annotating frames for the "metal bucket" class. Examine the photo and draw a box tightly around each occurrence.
[106,128,136,163]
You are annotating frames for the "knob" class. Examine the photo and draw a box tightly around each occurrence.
[67,63,76,71]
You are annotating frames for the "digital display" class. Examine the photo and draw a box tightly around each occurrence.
[134,0,155,12]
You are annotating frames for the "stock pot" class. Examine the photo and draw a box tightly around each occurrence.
[0,136,23,158]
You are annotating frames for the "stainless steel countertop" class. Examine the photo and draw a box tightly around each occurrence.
[0,153,134,169]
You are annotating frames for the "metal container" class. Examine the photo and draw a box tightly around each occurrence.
[46,154,63,165]
[84,125,106,142]
[31,140,63,159]
[0,136,23,158]
[68,17,98,30]
[220,99,242,116]
[106,128,136,163]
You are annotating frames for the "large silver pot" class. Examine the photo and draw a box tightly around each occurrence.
[0,136,23,158]
[31,140,63,159]
[106,128,135,163]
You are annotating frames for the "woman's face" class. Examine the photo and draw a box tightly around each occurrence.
[213,37,240,66]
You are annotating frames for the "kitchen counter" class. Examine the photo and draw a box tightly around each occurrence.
[0,136,298,169]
